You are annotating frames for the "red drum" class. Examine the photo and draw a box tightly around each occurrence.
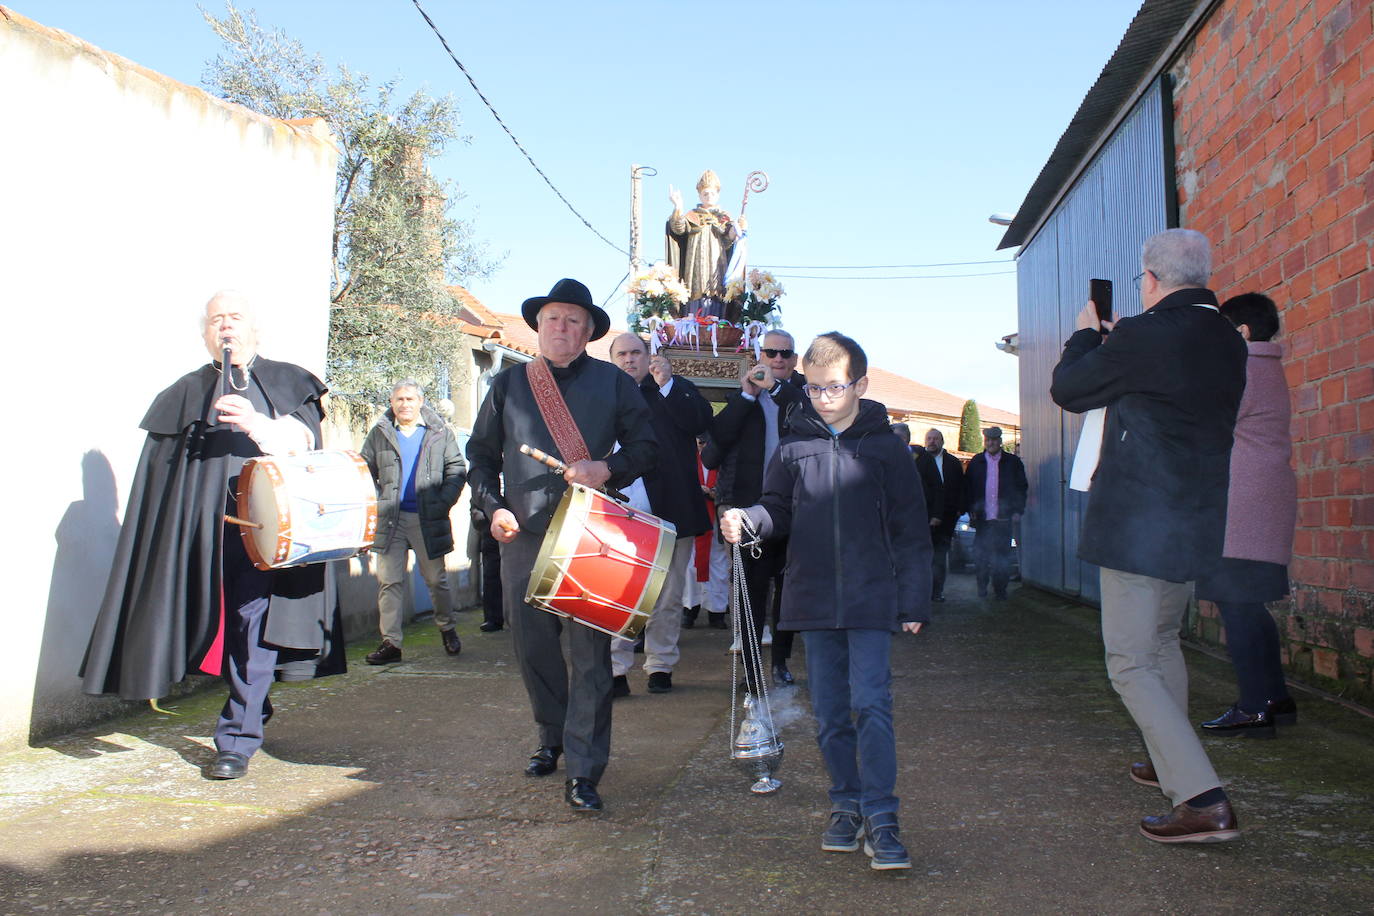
[237,449,378,570]
[526,483,677,639]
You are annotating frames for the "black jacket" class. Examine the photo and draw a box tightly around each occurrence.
[467,353,657,536]
[361,404,467,559]
[638,374,713,538]
[705,377,807,508]
[744,400,932,631]
[1050,287,1247,582]
[929,450,965,540]
[911,447,944,523]
[963,450,1028,526]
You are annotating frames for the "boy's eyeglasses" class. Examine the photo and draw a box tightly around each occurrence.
[761,348,794,358]
[802,381,859,399]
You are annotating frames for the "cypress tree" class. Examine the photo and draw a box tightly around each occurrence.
[958,400,982,453]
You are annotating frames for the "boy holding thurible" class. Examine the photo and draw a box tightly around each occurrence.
[721,331,931,870]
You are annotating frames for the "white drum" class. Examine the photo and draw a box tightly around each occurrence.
[236,449,377,570]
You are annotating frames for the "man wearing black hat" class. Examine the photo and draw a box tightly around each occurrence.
[962,426,1027,600]
[466,278,657,812]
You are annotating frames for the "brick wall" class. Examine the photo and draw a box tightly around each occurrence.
[1171,0,1373,701]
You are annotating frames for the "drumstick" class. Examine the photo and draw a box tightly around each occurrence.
[520,443,566,473]
[223,514,264,530]
[518,443,631,505]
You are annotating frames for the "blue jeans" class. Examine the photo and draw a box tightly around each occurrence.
[801,629,899,817]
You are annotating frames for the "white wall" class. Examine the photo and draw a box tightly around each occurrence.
[0,10,338,750]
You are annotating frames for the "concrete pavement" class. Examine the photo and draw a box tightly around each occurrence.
[2,572,1372,915]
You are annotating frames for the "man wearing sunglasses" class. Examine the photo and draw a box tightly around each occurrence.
[706,329,808,688]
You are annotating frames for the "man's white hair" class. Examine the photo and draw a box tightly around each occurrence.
[391,379,424,397]
[762,328,795,348]
[200,289,260,330]
[1141,229,1212,290]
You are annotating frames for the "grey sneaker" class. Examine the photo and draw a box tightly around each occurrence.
[863,813,912,870]
[820,810,864,852]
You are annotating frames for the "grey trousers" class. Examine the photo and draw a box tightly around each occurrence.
[376,511,453,644]
[612,535,693,676]
[1100,567,1221,805]
[502,532,613,784]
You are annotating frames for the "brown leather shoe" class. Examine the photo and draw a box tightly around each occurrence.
[1140,799,1240,843]
[1130,760,1160,788]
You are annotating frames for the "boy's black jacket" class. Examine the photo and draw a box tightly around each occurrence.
[745,399,933,631]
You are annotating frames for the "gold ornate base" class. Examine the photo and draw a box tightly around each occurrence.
[658,346,750,394]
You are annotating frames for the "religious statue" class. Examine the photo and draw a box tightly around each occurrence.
[665,170,748,321]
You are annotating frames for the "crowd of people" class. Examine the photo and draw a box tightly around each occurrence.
[79,227,1296,870]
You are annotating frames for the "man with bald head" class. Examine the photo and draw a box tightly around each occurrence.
[467,279,657,812]
[607,334,713,696]
[83,290,343,781]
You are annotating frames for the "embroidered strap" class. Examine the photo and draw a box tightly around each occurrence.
[525,357,590,465]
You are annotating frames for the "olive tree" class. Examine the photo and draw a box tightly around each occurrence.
[201,3,499,404]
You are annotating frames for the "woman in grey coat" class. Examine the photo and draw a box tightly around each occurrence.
[1196,293,1298,738]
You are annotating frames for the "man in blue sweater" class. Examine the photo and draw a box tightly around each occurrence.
[361,381,467,664]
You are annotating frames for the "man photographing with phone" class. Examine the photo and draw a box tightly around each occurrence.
[1051,229,1248,844]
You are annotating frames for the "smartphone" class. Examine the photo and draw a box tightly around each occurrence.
[1090,278,1113,323]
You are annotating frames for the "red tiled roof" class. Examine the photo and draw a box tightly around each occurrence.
[865,366,1019,428]
[446,284,501,329]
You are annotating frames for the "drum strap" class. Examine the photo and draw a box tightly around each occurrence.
[525,356,591,465]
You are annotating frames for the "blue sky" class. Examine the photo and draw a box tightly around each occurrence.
[31,0,1144,414]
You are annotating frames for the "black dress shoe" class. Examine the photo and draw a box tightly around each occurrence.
[441,629,463,656]
[708,612,728,629]
[1268,696,1298,726]
[647,671,672,693]
[208,751,249,780]
[524,745,562,777]
[565,777,603,811]
[612,674,631,698]
[1200,703,1275,738]
[681,605,699,629]
[771,664,795,686]
[479,621,504,632]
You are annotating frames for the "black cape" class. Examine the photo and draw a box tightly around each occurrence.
[81,358,346,700]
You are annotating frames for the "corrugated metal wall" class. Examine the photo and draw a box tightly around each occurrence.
[1015,77,1172,601]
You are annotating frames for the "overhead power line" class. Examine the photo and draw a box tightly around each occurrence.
[409,0,629,258]
[758,258,1014,270]
[772,270,1017,281]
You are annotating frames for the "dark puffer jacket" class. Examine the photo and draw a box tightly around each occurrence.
[743,400,933,631]
[361,404,467,559]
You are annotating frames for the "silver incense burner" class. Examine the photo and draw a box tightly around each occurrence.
[732,693,784,794]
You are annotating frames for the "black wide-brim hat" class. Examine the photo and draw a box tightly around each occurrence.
[520,278,611,341]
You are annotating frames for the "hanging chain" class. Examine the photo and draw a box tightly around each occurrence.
[727,512,778,752]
